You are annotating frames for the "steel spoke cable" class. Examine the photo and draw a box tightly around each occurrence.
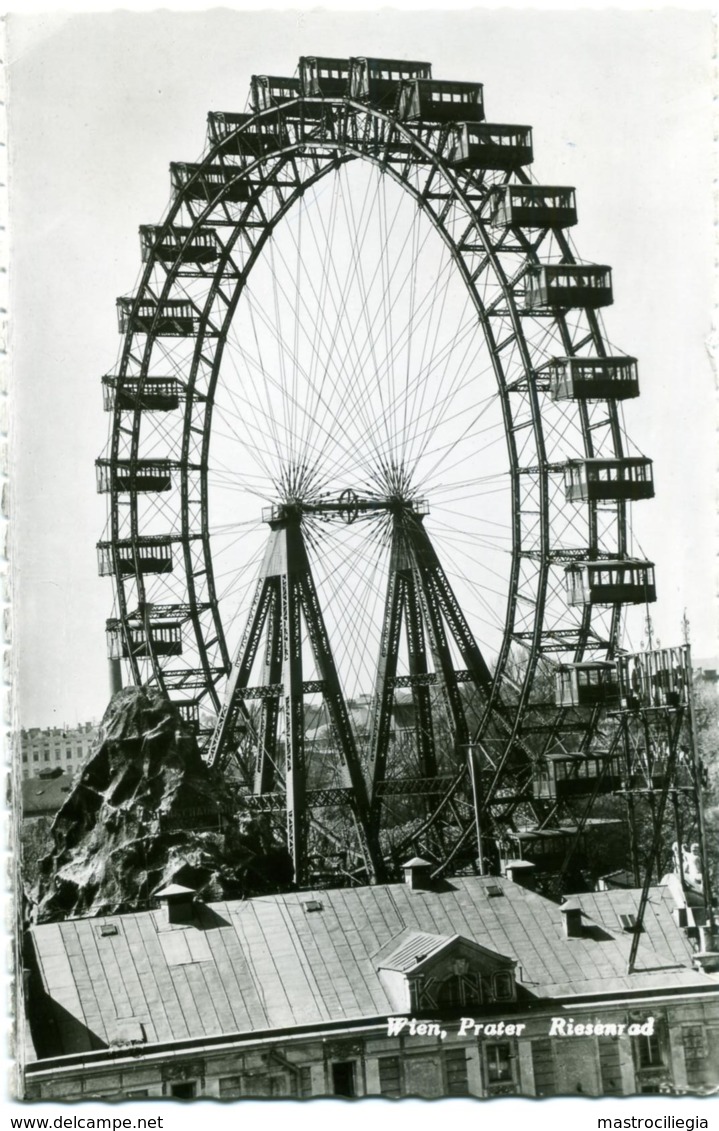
[291,162,392,462]
[303,532,386,697]
[402,271,468,470]
[402,325,494,475]
[419,423,511,491]
[213,342,288,482]
[305,163,392,448]
[298,168,346,458]
[402,181,421,458]
[429,516,514,555]
[291,194,303,466]
[273,168,465,486]
[429,472,509,496]
[403,246,471,469]
[236,271,286,474]
[238,223,302,470]
[372,285,480,463]
[334,164,403,459]
[307,521,393,698]
[208,415,293,478]
[326,162,422,452]
[342,246,464,462]
[223,286,364,472]
[267,235,295,467]
[335,294,487,481]
[281,169,385,455]
[232,249,386,470]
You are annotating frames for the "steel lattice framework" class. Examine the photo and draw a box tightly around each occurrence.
[97,56,657,885]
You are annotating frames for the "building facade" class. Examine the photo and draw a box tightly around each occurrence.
[22,871,719,1101]
[19,723,99,781]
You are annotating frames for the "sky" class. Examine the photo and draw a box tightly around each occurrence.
[7,7,717,730]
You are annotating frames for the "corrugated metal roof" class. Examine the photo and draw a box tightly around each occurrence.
[377,930,451,972]
[22,772,73,815]
[29,877,717,1056]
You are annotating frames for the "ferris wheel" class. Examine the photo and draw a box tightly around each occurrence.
[96,56,656,885]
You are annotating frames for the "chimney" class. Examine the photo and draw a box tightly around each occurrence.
[401,857,433,892]
[155,883,197,924]
[109,657,123,696]
[560,898,583,939]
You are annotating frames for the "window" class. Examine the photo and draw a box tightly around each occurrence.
[682,1025,707,1059]
[298,1066,313,1098]
[486,1042,513,1083]
[444,1048,469,1095]
[378,1057,401,1098]
[634,1032,663,1069]
[331,1061,356,1097]
[493,971,514,1001]
[170,1081,197,1099]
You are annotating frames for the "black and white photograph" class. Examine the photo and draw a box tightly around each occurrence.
[7,6,718,1119]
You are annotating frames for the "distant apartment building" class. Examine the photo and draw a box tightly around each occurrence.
[19,723,99,781]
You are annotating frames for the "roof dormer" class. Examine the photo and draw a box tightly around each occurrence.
[375,929,517,1013]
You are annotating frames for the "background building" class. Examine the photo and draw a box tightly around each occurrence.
[19,723,99,782]
[21,770,74,821]
[22,868,719,1101]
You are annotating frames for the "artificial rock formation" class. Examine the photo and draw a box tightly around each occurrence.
[33,686,291,922]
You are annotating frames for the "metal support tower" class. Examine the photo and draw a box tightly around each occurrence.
[609,645,714,971]
[208,500,382,884]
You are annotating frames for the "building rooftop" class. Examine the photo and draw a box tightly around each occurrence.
[28,876,717,1057]
[22,772,73,816]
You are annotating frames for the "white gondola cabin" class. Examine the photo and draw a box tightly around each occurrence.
[533,752,623,801]
[96,459,174,495]
[177,701,201,728]
[562,458,654,503]
[206,113,284,156]
[627,756,669,789]
[398,79,484,124]
[489,185,577,230]
[349,57,432,105]
[617,646,689,710]
[299,57,351,98]
[102,377,183,413]
[140,225,218,265]
[116,298,196,337]
[501,828,587,870]
[106,619,183,659]
[97,538,174,577]
[524,265,612,311]
[565,560,656,607]
[171,163,252,204]
[555,661,619,708]
[250,75,301,112]
[540,356,639,402]
[447,123,533,171]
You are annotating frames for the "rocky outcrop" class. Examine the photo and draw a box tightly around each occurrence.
[33,687,291,922]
